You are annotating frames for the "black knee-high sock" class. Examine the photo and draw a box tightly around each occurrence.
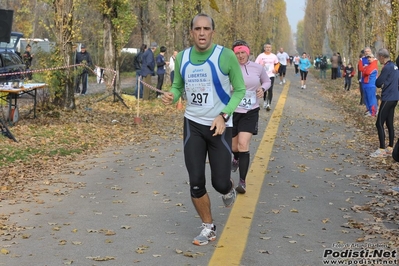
[238,151,250,181]
[233,151,239,160]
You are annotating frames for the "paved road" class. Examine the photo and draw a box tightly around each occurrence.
[0,68,395,266]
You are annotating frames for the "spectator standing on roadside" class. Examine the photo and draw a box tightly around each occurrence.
[133,44,147,99]
[230,40,271,194]
[156,46,169,98]
[141,42,157,100]
[359,53,378,116]
[276,47,289,84]
[319,56,327,79]
[370,48,399,157]
[330,53,339,80]
[161,13,246,246]
[23,44,34,80]
[315,55,320,69]
[169,50,178,84]
[357,50,366,105]
[134,44,147,98]
[299,52,312,89]
[75,44,93,95]
[343,63,355,91]
[255,43,279,111]
[337,52,343,78]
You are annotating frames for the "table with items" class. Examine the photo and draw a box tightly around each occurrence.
[0,82,47,124]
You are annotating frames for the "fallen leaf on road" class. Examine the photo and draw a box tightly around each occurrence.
[86,256,115,261]
[1,248,10,254]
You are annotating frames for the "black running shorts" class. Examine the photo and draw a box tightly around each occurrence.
[232,107,260,137]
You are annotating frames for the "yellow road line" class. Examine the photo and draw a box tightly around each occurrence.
[209,81,290,265]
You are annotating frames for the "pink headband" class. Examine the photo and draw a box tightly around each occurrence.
[233,45,250,56]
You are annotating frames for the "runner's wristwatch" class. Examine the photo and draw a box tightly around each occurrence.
[219,112,230,122]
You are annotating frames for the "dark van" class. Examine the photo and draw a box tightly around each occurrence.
[0,32,26,83]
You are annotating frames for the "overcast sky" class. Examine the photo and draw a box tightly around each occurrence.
[285,0,306,33]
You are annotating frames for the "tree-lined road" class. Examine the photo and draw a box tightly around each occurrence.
[1,68,396,265]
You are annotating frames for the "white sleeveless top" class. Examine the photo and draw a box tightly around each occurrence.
[180,45,232,126]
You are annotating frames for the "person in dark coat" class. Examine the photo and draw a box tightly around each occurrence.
[75,44,93,95]
[141,42,157,100]
[23,44,34,80]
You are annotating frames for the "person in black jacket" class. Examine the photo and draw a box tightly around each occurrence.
[141,42,157,100]
[75,44,93,95]
[319,56,327,79]
[23,44,34,80]
[370,48,399,157]
[133,44,147,98]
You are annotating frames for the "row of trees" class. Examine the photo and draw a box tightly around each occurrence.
[298,0,399,67]
[4,0,296,109]
[6,0,399,99]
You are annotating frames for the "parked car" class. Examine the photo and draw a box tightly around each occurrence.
[0,32,26,83]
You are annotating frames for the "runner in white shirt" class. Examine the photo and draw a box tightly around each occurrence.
[276,47,290,84]
[293,54,300,76]
[255,43,279,111]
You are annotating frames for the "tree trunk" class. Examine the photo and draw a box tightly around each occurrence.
[103,13,116,94]
[165,0,174,51]
[387,0,399,58]
[52,0,75,109]
[141,0,151,46]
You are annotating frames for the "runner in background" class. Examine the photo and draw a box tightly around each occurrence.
[254,43,279,111]
[299,52,312,89]
[293,54,300,76]
[276,47,289,84]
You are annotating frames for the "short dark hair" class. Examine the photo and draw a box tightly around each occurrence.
[190,13,215,30]
[263,43,272,49]
[160,46,167,53]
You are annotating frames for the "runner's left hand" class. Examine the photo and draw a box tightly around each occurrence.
[256,87,263,98]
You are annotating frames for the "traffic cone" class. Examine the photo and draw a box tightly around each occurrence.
[176,98,183,110]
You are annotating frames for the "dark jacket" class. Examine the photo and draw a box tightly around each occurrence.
[75,51,93,73]
[23,51,33,68]
[343,66,355,77]
[375,61,399,101]
[141,49,155,77]
[156,54,166,75]
[320,57,328,70]
[133,51,144,71]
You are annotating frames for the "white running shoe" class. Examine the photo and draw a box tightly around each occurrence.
[192,223,216,246]
[370,149,387,158]
[263,102,267,109]
[283,79,286,83]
